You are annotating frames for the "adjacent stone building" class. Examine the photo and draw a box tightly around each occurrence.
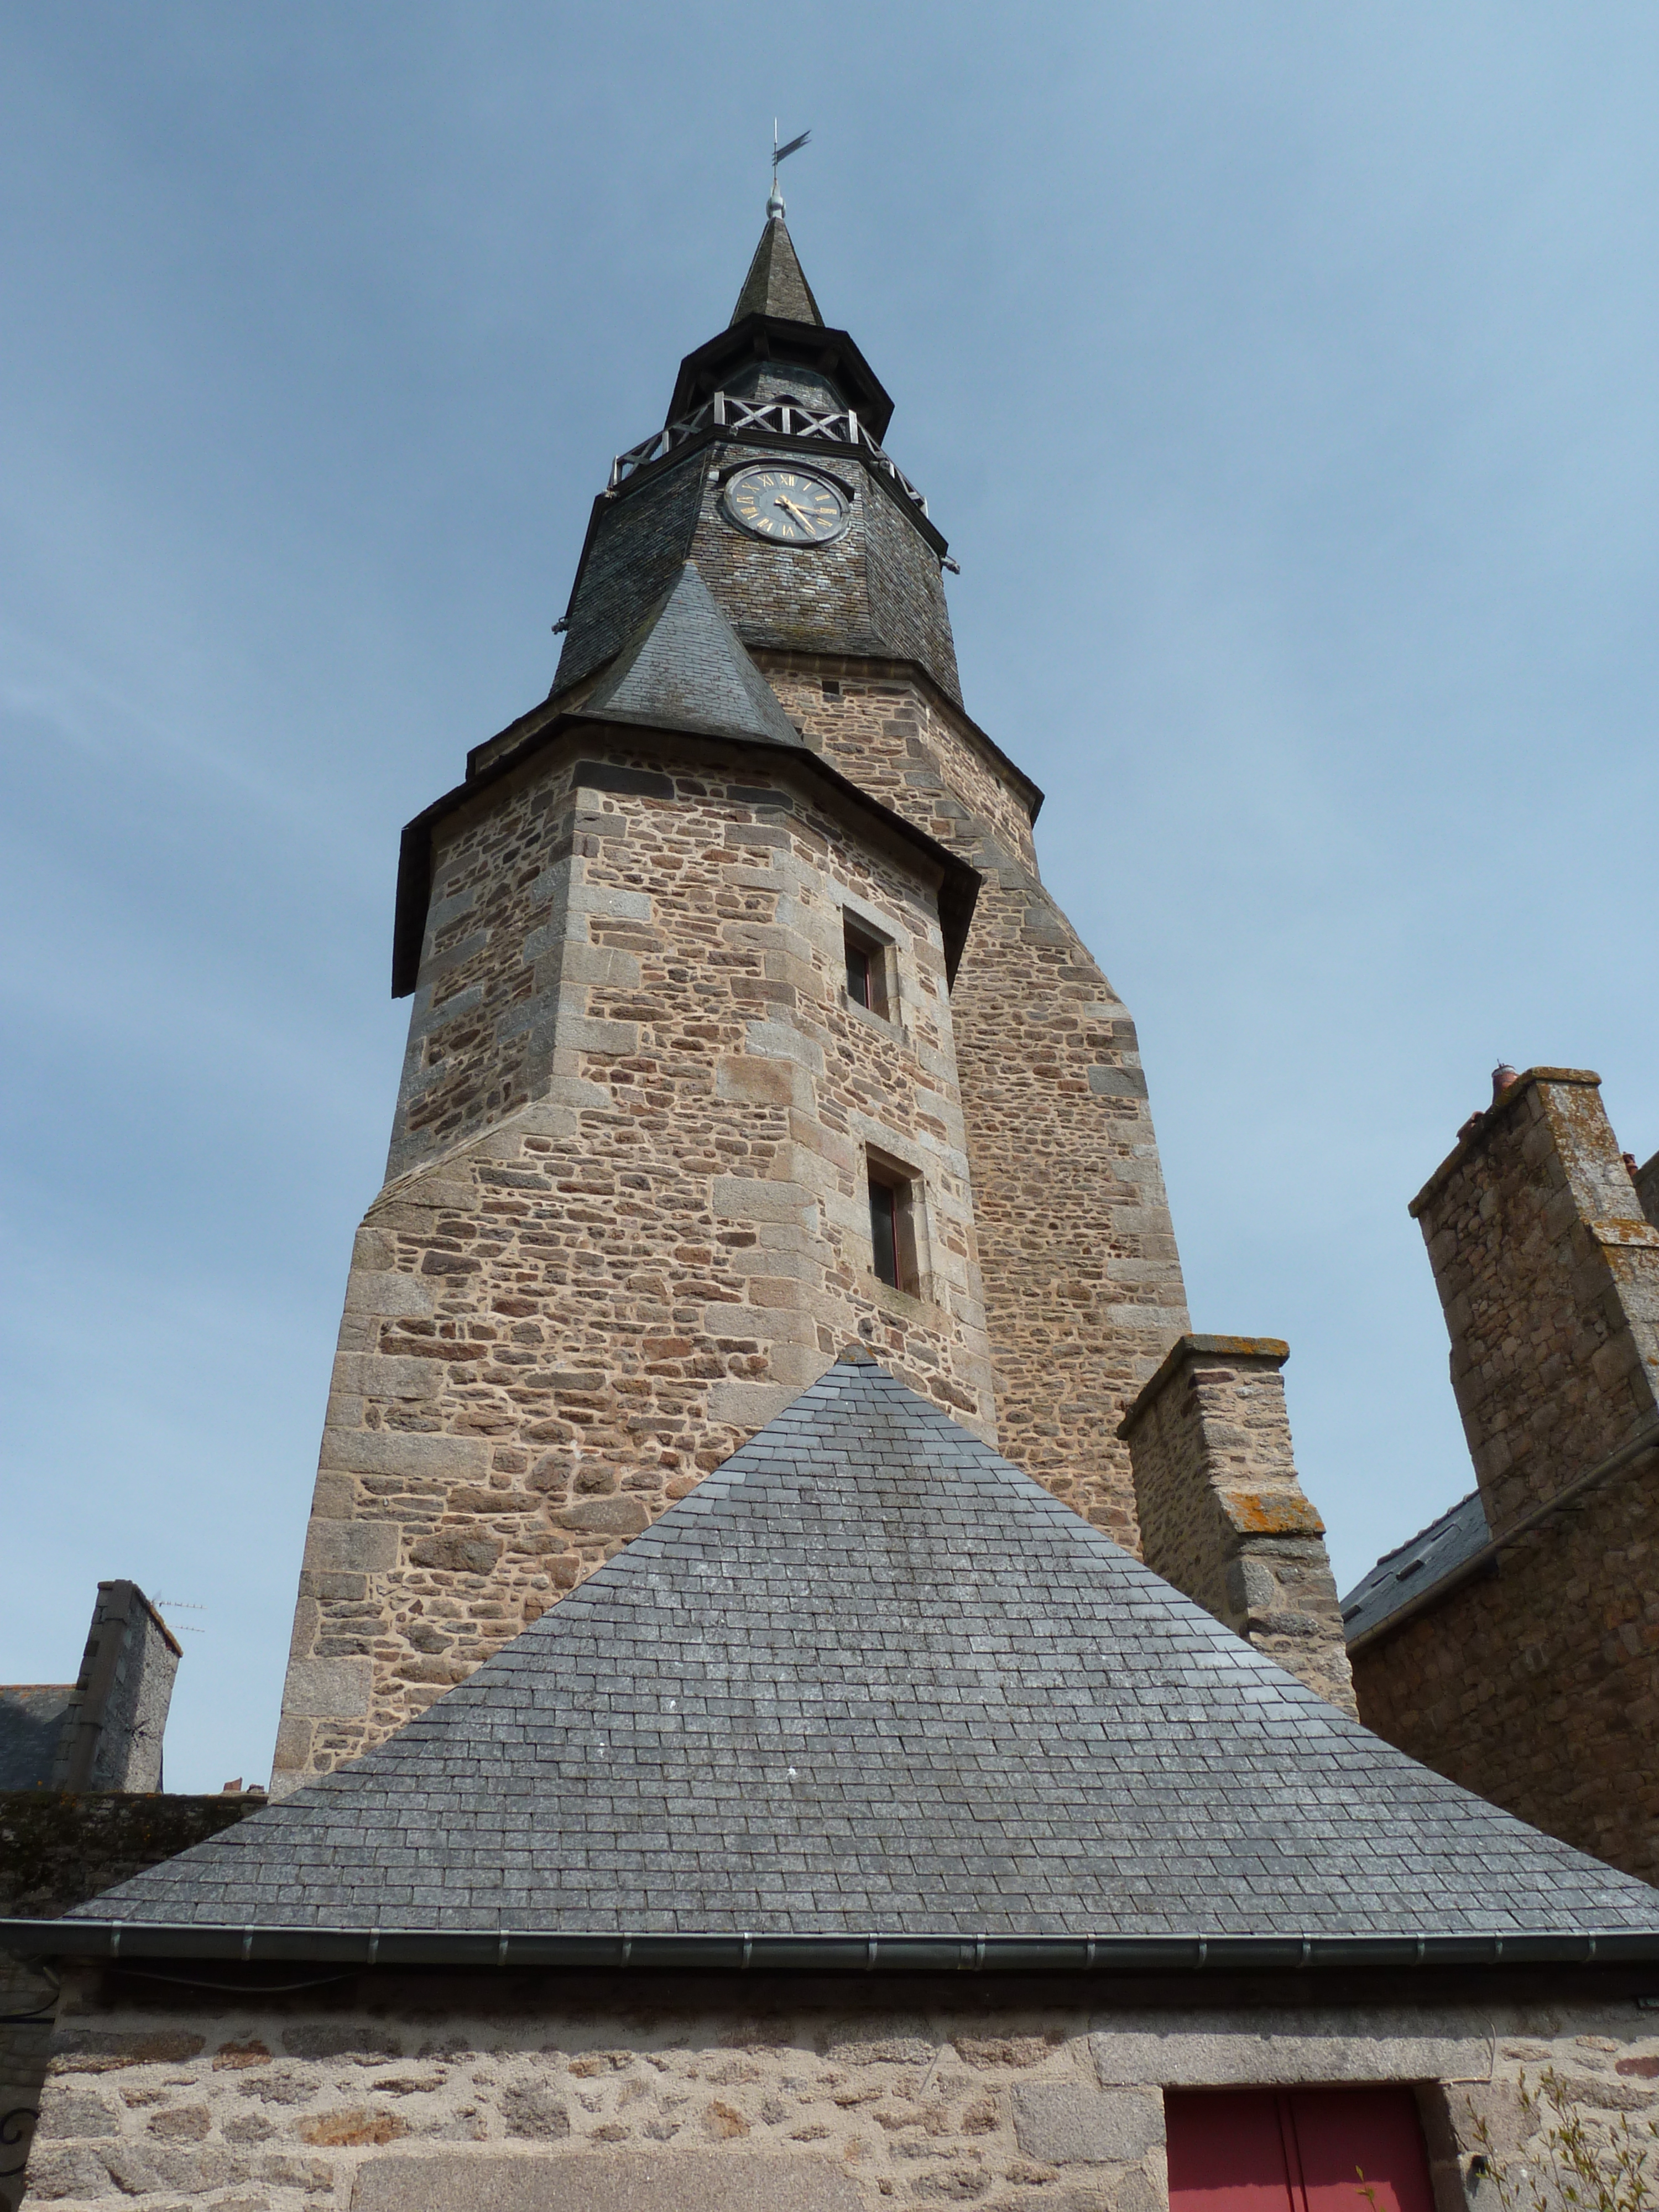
[1344,1067,1659,1887]
[271,206,1190,1798]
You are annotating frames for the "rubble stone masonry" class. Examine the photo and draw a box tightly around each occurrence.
[1408,1068,1659,1541]
[28,1965,1657,2212]
[1117,1336,1357,1715]
[764,656,1191,1546]
[1636,1145,1659,1234]
[0,1793,262,2212]
[1349,1454,1659,1886]
[275,635,1192,1790]
[272,732,995,1793]
[1349,1068,1659,1884]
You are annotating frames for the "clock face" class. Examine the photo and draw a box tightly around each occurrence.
[722,465,849,546]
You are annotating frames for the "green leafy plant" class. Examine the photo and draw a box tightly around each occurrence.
[1466,2068,1659,2212]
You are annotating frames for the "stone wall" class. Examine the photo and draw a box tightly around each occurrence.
[50,1589,180,1797]
[1349,1446,1659,1887]
[0,1796,258,1922]
[1353,1068,1659,1882]
[1636,1147,1659,1232]
[1118,1337,1355,1715]
[22,1965,1659,2211]
[1409,1069,1659,1541]
[0,1794,259,2212]
[273,731,995,1793]
[766,660,1190,1547]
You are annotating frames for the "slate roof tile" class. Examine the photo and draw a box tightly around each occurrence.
[77,1359,1659,1938]
[580,560,804,750]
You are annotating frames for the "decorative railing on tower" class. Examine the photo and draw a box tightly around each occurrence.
[609,390,928,515]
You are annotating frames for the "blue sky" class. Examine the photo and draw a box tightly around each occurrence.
[3,2,1655,1790]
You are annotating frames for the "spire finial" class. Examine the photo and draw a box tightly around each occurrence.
[769,119,810,221]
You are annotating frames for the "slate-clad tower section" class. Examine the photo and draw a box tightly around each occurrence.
[547,219,961,706]
[272,208,1188,1794]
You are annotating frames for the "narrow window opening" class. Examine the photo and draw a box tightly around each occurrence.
[846,938,872,1009]
[866,1159,920,1296]
[868,1173,901,1288]
[843,916,890,1019]
[821,678,842,697]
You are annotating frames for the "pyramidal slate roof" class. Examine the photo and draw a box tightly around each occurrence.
[67,1359,1659,1948]
[581,562,805,751]
[731,214,823,327]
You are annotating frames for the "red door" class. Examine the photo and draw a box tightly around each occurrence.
[1166,2086,1436,2212]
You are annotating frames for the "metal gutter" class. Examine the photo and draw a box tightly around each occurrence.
[1347,1418,1659,1659]
[5,1923,1657,1974]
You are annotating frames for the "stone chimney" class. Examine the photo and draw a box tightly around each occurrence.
[1410,1068,1659,1542]
[1117,1335,1357,1715]
[49,1581,182,1792]
[1636,1147,1659,1234]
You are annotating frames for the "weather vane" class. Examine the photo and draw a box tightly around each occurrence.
[768,120,810,220]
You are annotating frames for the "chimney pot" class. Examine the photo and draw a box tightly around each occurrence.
[1491,1063,1520,1102]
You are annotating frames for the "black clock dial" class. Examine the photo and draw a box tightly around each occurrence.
[723,465,849,546]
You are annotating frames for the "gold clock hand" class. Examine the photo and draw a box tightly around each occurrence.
[776,496,815,526]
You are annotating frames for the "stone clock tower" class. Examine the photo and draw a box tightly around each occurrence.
[272,207,1190,1794]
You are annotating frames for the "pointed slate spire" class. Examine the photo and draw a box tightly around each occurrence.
[730,214,823,327]
[581,561,805,749]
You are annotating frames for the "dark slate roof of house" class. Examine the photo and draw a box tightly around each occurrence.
[580,562,806,751]
[730,215,823,327]
[1340,1489,1492,1644]
[0,1684,72,1791]
[75,1360,1659,1940]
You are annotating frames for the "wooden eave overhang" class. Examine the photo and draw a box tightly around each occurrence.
[666,315,895,442]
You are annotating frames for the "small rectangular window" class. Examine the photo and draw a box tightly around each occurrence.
[846,938,873,1009]
[869,1173,901,1287]
[843,916,890,1019]
[866,1156,919,1295]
